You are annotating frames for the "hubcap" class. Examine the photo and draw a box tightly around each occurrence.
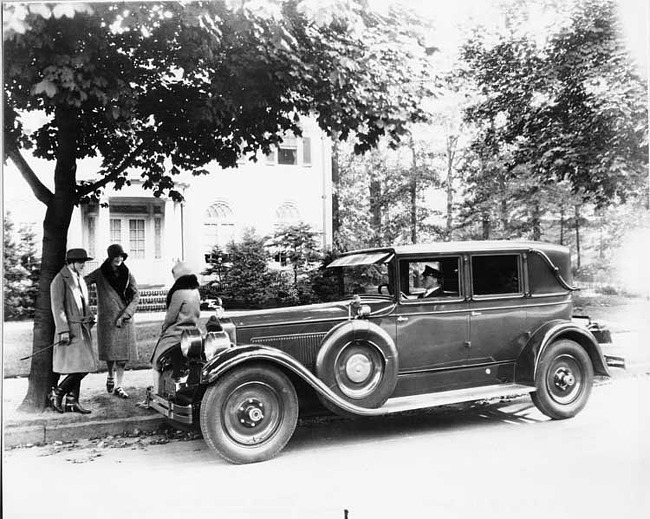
[345,353,373,383]
[237,398,265,427]
[223,382,281,446]
[334,341,385,399]
[554,368,576,391]
[546,354,583,405]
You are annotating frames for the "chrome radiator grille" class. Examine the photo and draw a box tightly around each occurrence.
[250,332,326,370]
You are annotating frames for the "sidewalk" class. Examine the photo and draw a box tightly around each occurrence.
[3,369,167,448]
[3,330,650,450]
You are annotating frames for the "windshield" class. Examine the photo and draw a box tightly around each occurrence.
[323,253,394,299]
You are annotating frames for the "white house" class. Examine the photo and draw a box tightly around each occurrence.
[8,119,333,290]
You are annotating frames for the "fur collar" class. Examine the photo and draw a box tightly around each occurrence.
[166,274,199,308]
[101,259,131,304]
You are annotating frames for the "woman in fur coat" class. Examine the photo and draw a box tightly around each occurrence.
[150,261,201,380]
[85,244,140,398]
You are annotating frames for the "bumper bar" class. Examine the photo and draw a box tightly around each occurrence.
[145,387,194,425]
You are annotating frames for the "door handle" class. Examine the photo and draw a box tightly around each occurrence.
[471,311,482,316]
[397,316,409,322]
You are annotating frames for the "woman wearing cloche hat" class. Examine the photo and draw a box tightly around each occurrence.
[149,261,201,385]
[85,244,140,398]
[49,248,97,414]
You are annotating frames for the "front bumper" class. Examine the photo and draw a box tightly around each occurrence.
[145,387,194,425]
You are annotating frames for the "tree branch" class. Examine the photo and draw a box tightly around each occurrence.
[76,143,146,198]
[6,145,53,205]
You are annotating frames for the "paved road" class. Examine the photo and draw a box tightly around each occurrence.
[4,373,649,519]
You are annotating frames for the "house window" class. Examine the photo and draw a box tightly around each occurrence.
[277,136,298,165]
[110,219,122,243]
[154,218,162,259]
[204,201,235,258]
[275,201,300,226]
[129,219,145,259]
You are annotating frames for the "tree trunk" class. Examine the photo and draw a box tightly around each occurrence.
[331,139,341,251]
[559,204,565,245]
[409,140,418,244]
[19,107,78,412]
[445,136,458,241]
[482,212,491,239]
[574,204,582,270]
[369,172,382,247]
[532,202,541,241]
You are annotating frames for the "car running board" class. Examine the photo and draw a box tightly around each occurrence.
[374,384,537,416]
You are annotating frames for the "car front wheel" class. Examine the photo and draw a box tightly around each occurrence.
[199,363,298,464]
[531,339,594,420]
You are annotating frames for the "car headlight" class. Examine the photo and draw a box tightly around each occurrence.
[204,331,232,360]
[180,328,203,358]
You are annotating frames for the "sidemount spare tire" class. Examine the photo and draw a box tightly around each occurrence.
[316,320,398,409]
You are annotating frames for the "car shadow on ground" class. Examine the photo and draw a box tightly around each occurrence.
[286,396,549,455]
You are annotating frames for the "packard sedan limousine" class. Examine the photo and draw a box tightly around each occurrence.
[146,241,617,464]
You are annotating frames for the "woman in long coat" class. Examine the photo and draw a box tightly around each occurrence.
[150,261,200,380]
[50,248,97,414]
[85,244,139,398]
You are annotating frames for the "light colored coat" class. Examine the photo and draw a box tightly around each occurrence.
[150,288,200,366]
[85,266,139,362]
[50,266,97,374]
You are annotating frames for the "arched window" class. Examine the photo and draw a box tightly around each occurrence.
[203,200,235,261]
[275,201,300,226]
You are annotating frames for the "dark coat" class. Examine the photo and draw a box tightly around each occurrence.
[150,275,200,366]
[50,266,97,374]
[85,263,139,362]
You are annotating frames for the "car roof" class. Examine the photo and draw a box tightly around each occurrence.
[339,240,569,257]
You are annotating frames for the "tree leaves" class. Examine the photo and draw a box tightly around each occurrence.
[4,0,436,202]
[461,0,647,211]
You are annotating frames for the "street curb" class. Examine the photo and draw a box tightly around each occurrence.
[4,415,166,448]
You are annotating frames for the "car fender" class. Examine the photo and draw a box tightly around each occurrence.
[200,344,389,417]
[516,320,610,385]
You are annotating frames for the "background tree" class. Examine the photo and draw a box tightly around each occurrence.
[3,0,434,411]
[217,229,276,308]
[269,222,321,286]
[3,213,41,320]
[461,0,647,210]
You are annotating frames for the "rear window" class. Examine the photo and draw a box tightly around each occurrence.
[471,254,521,296]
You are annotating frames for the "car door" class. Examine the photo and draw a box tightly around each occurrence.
[394,255,469,372]
[467,253,528,366]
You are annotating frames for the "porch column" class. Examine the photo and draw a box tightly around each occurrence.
[96,197,110,254]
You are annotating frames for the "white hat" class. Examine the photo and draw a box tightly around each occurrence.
[172,261,193,280]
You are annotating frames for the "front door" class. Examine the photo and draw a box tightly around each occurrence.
[395,256,469,372]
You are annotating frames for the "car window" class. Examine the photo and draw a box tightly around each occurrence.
[471,254,521,296]
[399,256,461,300]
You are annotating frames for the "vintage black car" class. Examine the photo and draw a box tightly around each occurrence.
[146,241,617,464]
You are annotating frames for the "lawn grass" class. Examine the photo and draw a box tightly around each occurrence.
[3,316,213,378]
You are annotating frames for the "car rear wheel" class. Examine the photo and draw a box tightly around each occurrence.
[531,339,593,420]
[199,363,298,464]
